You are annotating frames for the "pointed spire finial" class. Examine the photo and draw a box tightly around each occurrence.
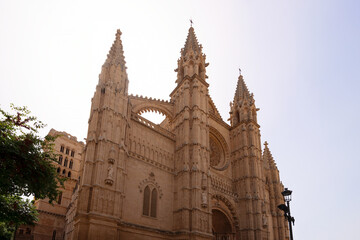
[182,25,201,56]
[190,19,193,27]
[263,141,277,167]
[233,70,252,103]
[116,29,122,38]
[103,29,126,69]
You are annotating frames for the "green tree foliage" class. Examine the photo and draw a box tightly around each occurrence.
[0,104,64,237]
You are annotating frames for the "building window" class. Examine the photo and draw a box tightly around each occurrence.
[64,157,68,167]
[62,169,66,175]
[58,155,63,164]
[57,192,62,204]
[26,228,31,234]
[69,160,73,169]
[19,229,24,235]
[57,167,60,173]
[150,188,157,217]
[60,146,64,153]
[142,186,157,218]
[52,230,56,240]
[71,150,75,157]
[68,171,71,178]
[66,148,70,155]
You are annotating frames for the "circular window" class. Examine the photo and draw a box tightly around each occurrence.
[209,133,228,171]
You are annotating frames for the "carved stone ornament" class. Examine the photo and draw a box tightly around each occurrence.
[209,129,229,171]
[262,214,268,227]
[201,192,208,208]
[108,147,116,164]
[138,172,163,198]
[105,164,114,185]
[201,173,207,190]
[105,178,114,185]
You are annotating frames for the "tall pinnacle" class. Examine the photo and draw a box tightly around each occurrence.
[263,141,276,167]
[103,29,127,70]
[233,74,252,103]
[182,27,202,56]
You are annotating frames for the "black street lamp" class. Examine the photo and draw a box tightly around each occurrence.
[278,188,295,240]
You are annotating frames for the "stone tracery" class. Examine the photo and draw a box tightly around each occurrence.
[138,172,163,199]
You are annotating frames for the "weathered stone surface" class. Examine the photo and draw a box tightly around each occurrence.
[17,27,289,240]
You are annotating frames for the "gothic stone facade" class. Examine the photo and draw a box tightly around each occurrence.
[66,27,289,240]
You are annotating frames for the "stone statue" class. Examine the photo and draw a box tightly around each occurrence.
[262,214,268,226]
[201,192,207,207]
[107,164,114,180]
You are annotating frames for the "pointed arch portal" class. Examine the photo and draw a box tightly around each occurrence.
[212,209,235,240]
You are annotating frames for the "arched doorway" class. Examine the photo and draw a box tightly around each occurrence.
[212,209,235,240]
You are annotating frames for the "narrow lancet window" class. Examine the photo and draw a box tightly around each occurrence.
[142,185,157,218]
[143,186,150,216]
[150,188,157,217]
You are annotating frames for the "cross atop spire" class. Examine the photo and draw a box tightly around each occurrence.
[103,29,127,69]
[263,141,276,165]
[190,19,193,27]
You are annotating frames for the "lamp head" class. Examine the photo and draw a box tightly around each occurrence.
[282,188,292,202]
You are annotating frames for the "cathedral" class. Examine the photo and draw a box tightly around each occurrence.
[18,26,290,240]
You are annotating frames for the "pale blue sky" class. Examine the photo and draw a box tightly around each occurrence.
[0,0,359,239]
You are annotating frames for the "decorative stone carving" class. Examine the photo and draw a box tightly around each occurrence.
[108,147,116,164]
[262,201,266,213]
[138,172,163,198]
[119,138,129,156]
[201,173,207,190]
[105,164,114,185]
[210,137,221,167]
[199,214,208,232]
[209,128,229,171]
[262,214,268,227]
[212,194,240,231]
[201,192,208,208]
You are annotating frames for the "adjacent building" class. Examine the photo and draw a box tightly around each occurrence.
[15,129,84,240]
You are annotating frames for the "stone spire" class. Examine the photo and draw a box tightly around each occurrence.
[181,27,202,56]
[103,29,127,70]
[175,26,208,83]
[233,73,253,104]
[263,141,277,169]
[229,72,257,126]
[99,29,129,94]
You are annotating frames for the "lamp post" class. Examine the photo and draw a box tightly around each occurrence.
[278,188,295,240]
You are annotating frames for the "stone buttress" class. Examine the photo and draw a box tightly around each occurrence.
[230,74,267,240]
[73,30,129,240]
[170,27,212,239]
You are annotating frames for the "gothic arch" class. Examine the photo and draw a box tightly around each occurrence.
[132,103,173,121]
[212,194,240,231]
[209,126,230,171]
[138,173,163,199]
